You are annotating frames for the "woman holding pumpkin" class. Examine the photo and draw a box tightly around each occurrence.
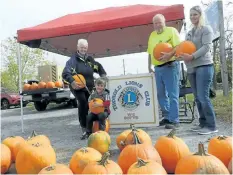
[62,39,107,140]
[179,6,218,135]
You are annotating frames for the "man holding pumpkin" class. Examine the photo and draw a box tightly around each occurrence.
[62,39,108,140]
[147,14,181,129]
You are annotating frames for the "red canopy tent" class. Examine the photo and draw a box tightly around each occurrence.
[17,4,185,58]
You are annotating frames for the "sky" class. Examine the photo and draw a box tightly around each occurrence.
[0,0,228,77]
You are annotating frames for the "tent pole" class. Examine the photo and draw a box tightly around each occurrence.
[17,42,24,133]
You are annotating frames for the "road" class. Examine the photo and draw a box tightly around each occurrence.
[1,104,232,174]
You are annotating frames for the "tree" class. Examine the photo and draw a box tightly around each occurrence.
[1,37,51,92]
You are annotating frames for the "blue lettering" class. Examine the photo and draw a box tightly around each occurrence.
[111,85,122,111]
[144,91,150,106]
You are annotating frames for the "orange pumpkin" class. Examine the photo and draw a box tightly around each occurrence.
[82,152,123,174]
[116,129,131,151]
[153,43,173,61]
[176,40,196,57]
[2,136,25,162]
[127,158,167,174]
[26,130,51,146]
[15,142,56,174]
[118,131,162,174]
[175,142,230,174]
[228,158,232,174]
[38,164,73,174]
[1,144,11,174]
[92,118,110,133]
[123,124,152,146]
[55,81,63,88]
[154,129,191,173]
[31,83,39,90]
[87,131,111,154]
[73,74,86,88]
[89,98,105,114]
[23,83,31,91]
[69,147,102,174]
[208,135,232,167]
[38,82,46,89]
[46,81,55,89]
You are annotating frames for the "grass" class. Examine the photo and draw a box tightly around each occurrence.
[181,90,232,123]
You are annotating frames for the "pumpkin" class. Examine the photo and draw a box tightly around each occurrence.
[228,158,232,174]
[127,158,167,174]
[38,164,73,174]
[73,74,86,88]
[55,81,63,88]
[38,82,47,89]
[15,142,56,174]
[31,83,39,90]
[123,124,152,146]
[23,83,31,91]
[116,129,131,151]
[1,144,11,174]
[2,136,25,162]
[118,130,162,174]
[82,152,123,174]
[153,43,173,61]
[176,40,196,57]
[154,129,191,173]
[87,131,111,154]
[26,130,51,146]
[175,142,230,174]
[89,98,105,114]
[46,81,55,89]
[92,118,110,133]
[208,135,232,167]
[69,147,102,174]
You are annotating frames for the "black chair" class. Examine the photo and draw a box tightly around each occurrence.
[179,63,196,123]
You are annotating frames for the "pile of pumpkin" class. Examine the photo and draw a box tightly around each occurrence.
[23,81,64,91]
[1,124,232,174]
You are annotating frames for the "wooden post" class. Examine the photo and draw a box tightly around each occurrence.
[218,0,229,96]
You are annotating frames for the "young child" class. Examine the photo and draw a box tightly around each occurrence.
[84,78,110,139]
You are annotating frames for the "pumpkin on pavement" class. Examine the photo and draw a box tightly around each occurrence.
[15,142,56,174]
[2,136,25,162]
[154,129,191,173]
[208,135,232,167]
[69,147,102,174]
[92,118,110,133]
[87,131,111,154]
[175,142,230,174]
[89,98,105,114]
[116,129,131,151]
[26,130,51,146]
[73,74,86,88]
[1,144,11,174]
[82,152,123,174]
[153,43,173,61]
[38,164,73,174]
[118,130,162,174]
[127,158,167,174]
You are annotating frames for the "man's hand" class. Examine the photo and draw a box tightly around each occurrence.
[159,52,172,62]
[71,81,81,90]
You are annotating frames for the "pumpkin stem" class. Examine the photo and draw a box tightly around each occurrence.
[132,130,142,145]
[217,135,228,140]
[97,152,110,166]
[136,158,149,167]
[31,130,38,138]
[120,141,126,146]
[167,129,176,138]
[45,165,56,171]
[80,147,88,153]
[194,142,209,156]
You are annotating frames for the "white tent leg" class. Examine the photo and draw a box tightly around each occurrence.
[17,42,24,133]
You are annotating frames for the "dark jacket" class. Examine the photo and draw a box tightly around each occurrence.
[88,89,111,115]
[62,53,106,89]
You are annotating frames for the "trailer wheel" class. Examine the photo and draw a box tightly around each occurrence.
[34,101,47,111]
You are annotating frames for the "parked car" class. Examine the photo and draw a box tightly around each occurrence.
[1,87,28,110]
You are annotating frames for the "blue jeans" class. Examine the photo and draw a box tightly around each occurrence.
[154,61,180,123]
[187,65,217,130]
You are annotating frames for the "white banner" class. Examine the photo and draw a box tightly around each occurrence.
[107,73,159,128]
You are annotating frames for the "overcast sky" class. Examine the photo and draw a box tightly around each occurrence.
[0,0,228,76]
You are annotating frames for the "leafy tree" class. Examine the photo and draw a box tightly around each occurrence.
[1,37,51,92]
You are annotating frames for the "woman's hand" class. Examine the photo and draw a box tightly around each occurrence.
[159,52,172,62]
[179,53,194,62]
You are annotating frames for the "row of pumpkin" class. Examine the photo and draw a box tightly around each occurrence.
[1,124,232,174]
